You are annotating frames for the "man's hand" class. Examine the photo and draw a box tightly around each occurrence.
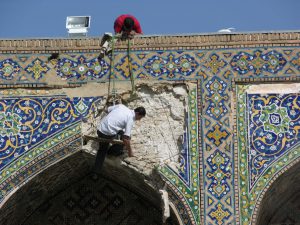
[122,136,134,157]
[120,31,137,40]
[127,149,134,157]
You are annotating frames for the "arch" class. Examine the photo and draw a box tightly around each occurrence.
[0,151,170,225]
[253,158,300,225]
[167,202,184,225]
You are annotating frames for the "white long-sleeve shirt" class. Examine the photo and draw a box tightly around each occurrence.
[97,104,135,137]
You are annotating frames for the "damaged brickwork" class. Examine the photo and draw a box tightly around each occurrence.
[82,82,190,177]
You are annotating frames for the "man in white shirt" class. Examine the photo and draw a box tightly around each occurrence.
[94,104,146,172]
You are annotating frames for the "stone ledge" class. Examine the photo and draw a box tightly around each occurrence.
[0,31,299,52]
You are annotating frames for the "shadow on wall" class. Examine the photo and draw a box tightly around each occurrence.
[256,159,300,225]
[0,151,168,225]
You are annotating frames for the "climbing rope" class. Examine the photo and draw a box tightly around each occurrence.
[96,34,144,118]
[95,35,118,118]
[108,35,117,105]
[127,38,136,97]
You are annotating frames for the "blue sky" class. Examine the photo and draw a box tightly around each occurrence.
[1,0,300,38]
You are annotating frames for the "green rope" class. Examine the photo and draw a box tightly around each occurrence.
[127,38,136,97]
[96,35,117,118]
[109,35,117,104]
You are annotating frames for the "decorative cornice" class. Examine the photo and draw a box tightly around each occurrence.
[0,31,300,53]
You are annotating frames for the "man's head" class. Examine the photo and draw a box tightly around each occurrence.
[122,17,135,33]
[134,106,146,120]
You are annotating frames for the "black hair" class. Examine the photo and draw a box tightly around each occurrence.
[123,17,135,31]
[134,106,146,117]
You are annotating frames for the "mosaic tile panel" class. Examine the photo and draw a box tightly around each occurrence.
[154,47,300,225]
[160,88,200,225]
[0,95,101,203]
[168,187,193,225]
[204,76,229,120]
[0,59,21,80]
[0,130,81,203]
[0,96,100,170]
[178,122,191,185]
[208,203,231,225]
[231,50,287,75]
[1,46,300,225]
[203,53,227,75]
[236,86,300,225]
[291,52,300,71]
[144,52,199,79]
[25,58,50,80]
[0,48,299,85]
[23,174,162,225]
[197,71,234,225]
[115,54,140,79]
[247,93,300,189]
[56,55,110,81]
[206,149,231,200]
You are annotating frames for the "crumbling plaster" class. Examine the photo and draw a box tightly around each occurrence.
[81,81,194,177]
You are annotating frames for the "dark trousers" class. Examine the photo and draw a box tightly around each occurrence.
[93,131,114,173]
[93,130,124,173]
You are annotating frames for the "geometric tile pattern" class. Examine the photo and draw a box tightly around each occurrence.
[291,52,300,71]
[25,58,50,80]
[160,88,200,224]
[0,133,81,203]
[203,53,227,74]
[201,74,233,225]
[206,124,230,147]
[0,48,298,84]
[168,187,194,225]
[208,203,231,225]
[0,96,100,170]
[205,76,229,120]
[1,46,300,225]
[207,149,231,199]
[231,50,287,75]
[144,52,199,79]
[0,59,21,80]
[178,125,191,186]
[201,71,232,225]
[236,86,300,224]
[23,175,161,225]
[0,95,101,204]
[199,51,260,225]
[247,93,300,188]
[116,55,139,79]
[56,55,110,81]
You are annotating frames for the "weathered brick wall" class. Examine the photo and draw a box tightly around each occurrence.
[1,32,300,52]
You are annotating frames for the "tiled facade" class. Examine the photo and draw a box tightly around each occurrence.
[0,32,300,224]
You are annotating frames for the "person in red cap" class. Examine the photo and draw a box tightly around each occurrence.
[98,14,143,59]
[114,14,143,38]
